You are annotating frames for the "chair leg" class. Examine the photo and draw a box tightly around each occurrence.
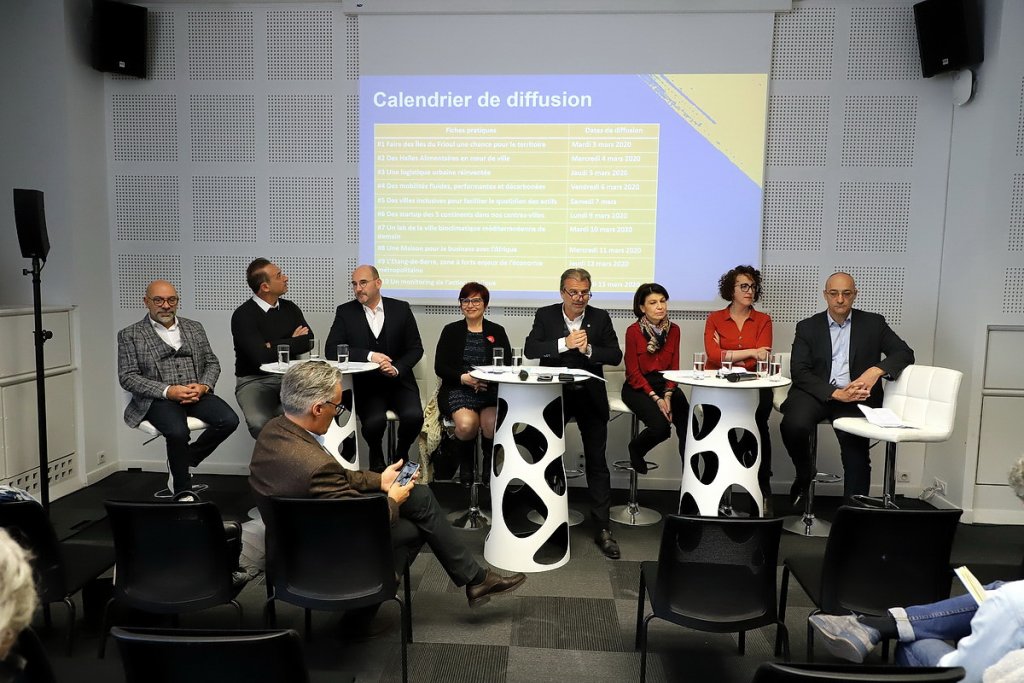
[304,608,312,643]
[778,565,790,623]
[738,630,745,655]
[635,569,647,650]
[881,638,891,662]
[394,596,408,683]
[403,563,413,643]
[42,604,52,629]
[806,609,821,662]
[639,614,656,683]
[231,600,243,627]
[63,597,76,656]
[97,597,116,658]
[775,620,790,661]
[265,597,277,627]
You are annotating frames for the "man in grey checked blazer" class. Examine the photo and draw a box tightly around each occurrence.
[118,280,239,495]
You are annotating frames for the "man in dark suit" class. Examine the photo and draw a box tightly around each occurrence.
[325,265,424,472]
[781,272,915,502]
[525,267,624,559]
[118,280,239,496]
[249,361,525,608]
[231,258,313,439]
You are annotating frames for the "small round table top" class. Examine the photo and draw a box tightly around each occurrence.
[662,370,791,390]
[259,359,380,375]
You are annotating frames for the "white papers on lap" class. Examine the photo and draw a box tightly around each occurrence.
[954,566,989,605]
[857,405,910,428]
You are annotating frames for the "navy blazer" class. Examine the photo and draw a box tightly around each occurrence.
[324,297,423,392]
[785,308,915,408]
[525,303,622,419]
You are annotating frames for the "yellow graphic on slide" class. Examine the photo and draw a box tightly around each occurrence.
[644,74,767,187]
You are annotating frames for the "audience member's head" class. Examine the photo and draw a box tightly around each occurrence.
[0,528,36,660]
[1009,455,1024,503]
[280,360,341,418]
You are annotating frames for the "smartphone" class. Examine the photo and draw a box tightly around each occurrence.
[395,461,420,486]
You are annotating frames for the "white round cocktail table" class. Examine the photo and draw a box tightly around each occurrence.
[470,367,587,573]
[260,359,379,471]
[662,371,791,517]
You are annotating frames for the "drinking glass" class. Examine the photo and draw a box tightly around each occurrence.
[336,344,349,370]
[277,344,290,370]
[769,353,783,382]
[309,338,320,360]
[692,351,706,379]
[720,350,733,376]
[756,358,769,378]
[492,348,505,367]
[511,346,524,367]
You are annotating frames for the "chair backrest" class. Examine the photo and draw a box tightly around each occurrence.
[604,366,625,396]
[265,495,397,611]
[818,506,962,615]
[12,627,58,683]
[104,500,235,613]
[0,500,68,601]
[882,365,963,436]
[752,662,965,682]
[655,515,784,631]
[112,627,308,683]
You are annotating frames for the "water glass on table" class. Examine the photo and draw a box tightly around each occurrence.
[492,348,505,367]
[769,353,783,382]
[720,350,733,376]
[692,351,706,379]
[756,347,770,378]
[277,344,290,370]
[309,338,320,360]
[336,344,349,370]
[511,346,523,367]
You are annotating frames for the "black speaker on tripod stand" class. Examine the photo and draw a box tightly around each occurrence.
[13,189,54,511]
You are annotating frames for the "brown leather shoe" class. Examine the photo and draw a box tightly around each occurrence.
[466,570,526,608]
[595,528,621,559]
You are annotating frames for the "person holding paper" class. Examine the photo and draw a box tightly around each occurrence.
[621,283,689,475]
[780,272,914,502]
[434,282,511,485]
[807,457,1024,683]
[525,267,623,559]
[704,265,774,502]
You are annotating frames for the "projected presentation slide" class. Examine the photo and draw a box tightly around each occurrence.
[359,74,767,306]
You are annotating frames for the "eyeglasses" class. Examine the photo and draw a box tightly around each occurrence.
[562,289,592,300]
[147,296,179,307]
[735,283,758,293]
[825,290,856,299]
[459,297,484,306]
[323,400,344,416]
[351,279,373,289]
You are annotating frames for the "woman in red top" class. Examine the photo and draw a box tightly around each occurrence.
[704,265,774,500]
[621,283,689,474]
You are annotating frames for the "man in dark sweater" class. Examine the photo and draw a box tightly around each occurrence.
[231,258,314,438]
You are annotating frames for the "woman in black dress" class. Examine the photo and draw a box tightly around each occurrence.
[434,282,511,484]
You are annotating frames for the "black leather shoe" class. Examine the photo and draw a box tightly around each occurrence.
[628,443,648,475]
[466,570,526,608]
[595,529,621,559]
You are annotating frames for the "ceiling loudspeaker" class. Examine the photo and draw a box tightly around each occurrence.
[91,0,148,79]
[913,0,984,78]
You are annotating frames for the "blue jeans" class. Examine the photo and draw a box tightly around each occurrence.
[893,581,1004,667]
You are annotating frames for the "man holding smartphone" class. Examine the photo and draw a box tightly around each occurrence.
[249,361,525,610]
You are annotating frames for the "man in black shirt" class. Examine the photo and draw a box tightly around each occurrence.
[231,258,314,438]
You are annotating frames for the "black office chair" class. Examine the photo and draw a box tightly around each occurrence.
[3,627,58,683]
[780,506,962,661]
[264,495,411,683]
[636,515,789,683]
[98,501,244,657]
[752,662,965,682]
[0,500,114,655]
[111,627,321,683]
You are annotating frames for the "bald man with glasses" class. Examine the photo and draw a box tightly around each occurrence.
[780,272,914,504]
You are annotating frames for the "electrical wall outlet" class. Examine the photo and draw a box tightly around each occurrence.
[97,451,106,463]
[897,471,911,483]
[933,477,948,496]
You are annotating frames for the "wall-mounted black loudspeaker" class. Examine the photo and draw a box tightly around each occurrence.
[13,189,50,262]
[92,0,147,79]
[913,0,983,78]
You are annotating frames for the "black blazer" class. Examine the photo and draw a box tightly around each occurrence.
[434,318,512,394]
[785,308,915,407]
[324,297,423,392]
[525,303,623,418]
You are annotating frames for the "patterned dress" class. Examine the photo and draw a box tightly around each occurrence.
[439,331,497,414]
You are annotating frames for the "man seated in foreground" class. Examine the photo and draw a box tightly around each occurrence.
[248,361,525,608]
[809,456,1024,683]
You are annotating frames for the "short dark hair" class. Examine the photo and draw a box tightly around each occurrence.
[559,267,592,291]
[458,282,490,306]
[246,258,272,294]
[718,265,762,303]
[632,283,670,319]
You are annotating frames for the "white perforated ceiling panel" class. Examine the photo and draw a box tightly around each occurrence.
[836,182,911,253]
[117,255,182,309]
[771,6,835,80]
[847,6,920,80]
[115,175,180,242]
